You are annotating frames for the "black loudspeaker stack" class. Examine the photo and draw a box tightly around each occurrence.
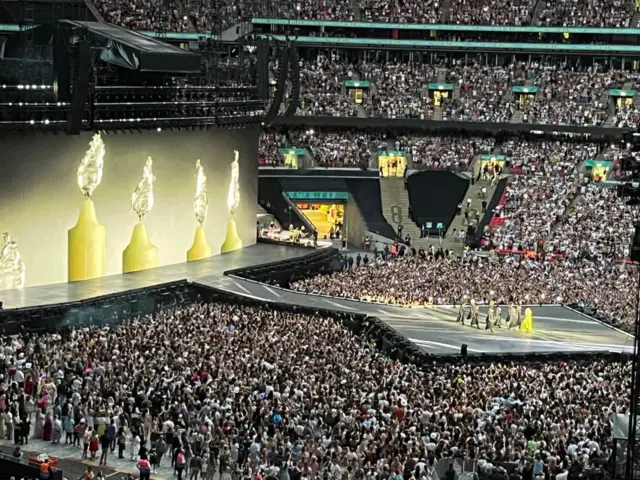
[65,42,91,135]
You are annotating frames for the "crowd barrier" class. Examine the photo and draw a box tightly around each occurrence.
[0,280,197,335]
[0,451,63,480]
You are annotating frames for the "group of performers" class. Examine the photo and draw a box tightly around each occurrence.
[456,299,534,333]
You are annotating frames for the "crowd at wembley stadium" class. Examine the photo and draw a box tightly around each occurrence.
[94,0,639,30]
[266,55,640,126]
[0,302,628,480]
[4,1,640,479]
[265,133,640,332]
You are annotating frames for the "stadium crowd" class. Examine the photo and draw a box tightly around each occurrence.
[259,129,501,168]
[298,56,360,117]
[448,0,536,25]
[292,130,388,167]
[0,300,630,480]
[486,140,599,251]
[611,104,640,128]
[395,135,496,170]
[364,62,440,120]
[96,0,192,32]
[290,253,636,331]
[93,0,640,30]
[548,182,638,260]
[360,0,441,23]
[537,0,636,27]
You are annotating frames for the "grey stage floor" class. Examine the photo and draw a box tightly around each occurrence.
[216,276,635,356]
[0,244,633,356]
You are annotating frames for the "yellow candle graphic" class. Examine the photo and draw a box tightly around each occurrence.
[68,133,107,282]
[0,232,25,290]
[221,150,243,253]
[123,157,158,273]
[187,159,212,262]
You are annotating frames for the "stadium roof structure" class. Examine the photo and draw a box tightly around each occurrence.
[59,20,201,73]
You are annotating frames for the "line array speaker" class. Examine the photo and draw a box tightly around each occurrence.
[65,41,90,135]
[263,45,289,127]
[283,46,299,117]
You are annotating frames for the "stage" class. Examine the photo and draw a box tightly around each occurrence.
[0,243,633,357]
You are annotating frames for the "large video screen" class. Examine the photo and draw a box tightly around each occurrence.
[0,128,258,289]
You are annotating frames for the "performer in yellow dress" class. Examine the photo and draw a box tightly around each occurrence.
[521,307,534,333]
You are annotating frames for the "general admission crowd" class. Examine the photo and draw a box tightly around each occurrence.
[0,300,630,480]
[95,0,639,32]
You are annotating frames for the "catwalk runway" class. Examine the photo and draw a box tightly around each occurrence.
[217,277,634,356]
[0,243,311,309]
[0,244,633,357]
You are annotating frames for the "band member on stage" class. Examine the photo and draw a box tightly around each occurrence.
[457,297,469,324]
[508,302,520,329]
[469,299,480,329]
[486,300,495,332]
[495,304,503,328]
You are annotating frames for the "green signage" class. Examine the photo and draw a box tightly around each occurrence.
[512,86,538,93]
[480,154,506,161]
[251,18,640,35]
[345,80,370,88]
[427,83,454,91]
[0,23,214,38]
[378,150,406,156]
[259,35,640,52]
[609,89,637,97]
[286,191,349,200]
[0,23,36,32]
[584,160,613,168]
[280,148,307,155]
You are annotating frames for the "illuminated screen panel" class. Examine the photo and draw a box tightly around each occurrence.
[0,128,258,288]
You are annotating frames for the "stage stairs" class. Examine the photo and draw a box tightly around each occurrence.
[380,177,430,249]
[442,176,499,253]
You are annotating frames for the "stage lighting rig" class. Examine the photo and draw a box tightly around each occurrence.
[92,84,264,128]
